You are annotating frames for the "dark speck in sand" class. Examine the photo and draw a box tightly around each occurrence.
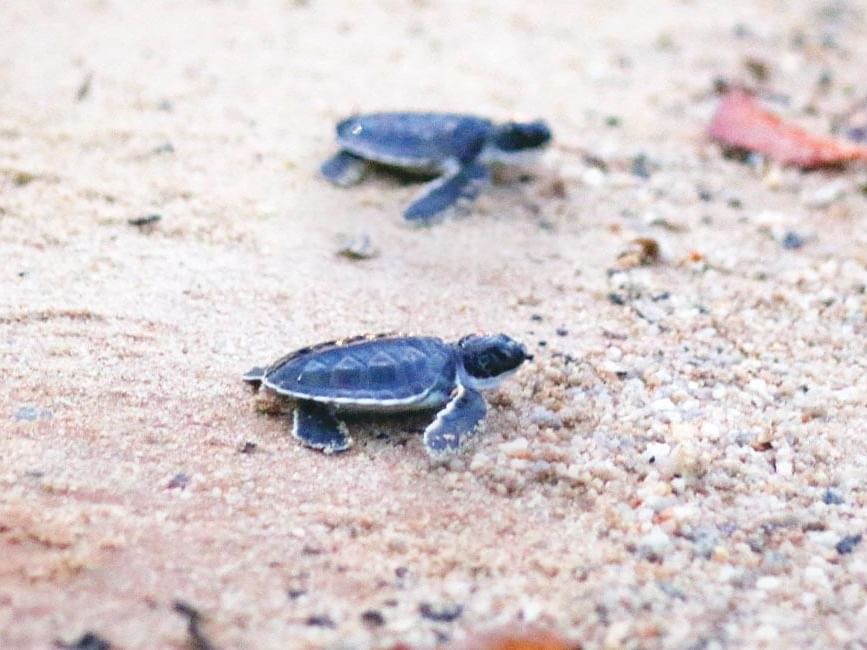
[54,632,111,650]
[836,534,862,555]
[75,72,93,102]
[630,153,653,179]
[822,489,844,505]
[360,610,386,627]
[782,231,805,249]
[167,473,190,490]
[128,214,162,228]
[305,615,336,628]
[419,602,463,623]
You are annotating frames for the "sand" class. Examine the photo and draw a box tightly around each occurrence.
[3,1,867,648]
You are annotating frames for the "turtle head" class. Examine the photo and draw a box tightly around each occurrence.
[489,120,552,154]
[242,366,266,391]
[456,334,532,390]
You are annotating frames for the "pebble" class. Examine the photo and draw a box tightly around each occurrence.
[637,526,673,559]
[419,602,463,623]
[128,213,162,227]
[529,406,561,428]
[803,565,828,585]
[802,180,848,208]
[651,398,676,412]
[14,405,52,421]
[836,534,862,555]
[499,437,530,458]
[756,575,781,590]
[581,167,607,187]
[645,442,671,464]
[337,232,379,260]
[360,610,385,627]
[604,621,631,648]
[822,489,844,505]
[754,624,779,642]
[782,231,805,249]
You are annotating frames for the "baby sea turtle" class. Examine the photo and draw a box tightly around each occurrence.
[320,113,552,223]
[243,333,531,457]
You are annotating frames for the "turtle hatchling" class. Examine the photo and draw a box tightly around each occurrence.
[243,333,531,457]
[320,113,552,223]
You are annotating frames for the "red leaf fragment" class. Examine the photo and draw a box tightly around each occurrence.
[708,90,867,169]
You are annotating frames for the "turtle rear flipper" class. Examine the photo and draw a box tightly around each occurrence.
[242,366,267,391]
[404,161,489,224]
[321,150,368,187]
[423,385,486,457]
[293,401,353,454]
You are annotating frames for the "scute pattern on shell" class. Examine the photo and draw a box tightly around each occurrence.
[336,113,493,167]
[262,335,457,403]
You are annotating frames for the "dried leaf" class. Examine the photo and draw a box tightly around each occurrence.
[709,90,867,169]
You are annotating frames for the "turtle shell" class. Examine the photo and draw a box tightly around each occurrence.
[336,113,493,168]
[261,335,457,407]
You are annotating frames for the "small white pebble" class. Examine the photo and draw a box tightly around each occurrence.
[499,437,529,458]
[700,422,720,440]
[529,405,561,427]
[756,575,780,590]
[803,565,827,586]
[651,397,676,412]
[645,442,671,464]
[802,179,848,208]
[754,625,779,642]
[638,526,673,558]
[581,167,607,187]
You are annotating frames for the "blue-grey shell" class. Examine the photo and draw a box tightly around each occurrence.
[261,335,457,404]
[336,113,493,167]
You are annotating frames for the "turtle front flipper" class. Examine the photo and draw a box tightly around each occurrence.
[423,385,487,457]
[293,401,353,454]
[403,161,489,224]
[321,150,368,187]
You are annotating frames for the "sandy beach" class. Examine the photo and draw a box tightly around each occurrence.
[3,1,867,648]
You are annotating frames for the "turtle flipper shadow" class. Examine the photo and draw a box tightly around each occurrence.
[321,150,368,187]
[403,161,489,224]
[293,401,353,454]
[423,385,487,457]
